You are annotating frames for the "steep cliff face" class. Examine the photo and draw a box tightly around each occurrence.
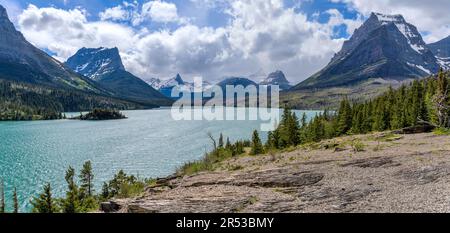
[65,47,126,80]
[428,36,450,69]
[66,47,172,106]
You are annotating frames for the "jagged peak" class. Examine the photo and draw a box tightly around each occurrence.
[0,4,19,33]
[78,47,118,54]
[174,73,184,84]
[65,46,126,79]
[372,12,405,22]
[0,5,7,19]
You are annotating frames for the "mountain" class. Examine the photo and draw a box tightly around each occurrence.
[428,36,450,69]
[294,12,440,90]
[217,77,257,89]
[147,77,164,90]
[65,47,125,80]
[66,47,171,106]
[158,74,189,98]
[0,5,106,93]
[260,70,292,90]
[0,4,150,119]
[148,74,212,98]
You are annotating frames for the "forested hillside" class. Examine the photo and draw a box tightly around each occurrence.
[0,80,145,120]
[269,70,450,148]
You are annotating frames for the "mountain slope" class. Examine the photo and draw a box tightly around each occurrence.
[0,5,105,93]
[428,36,450,69]
[0,79,144,120]
[65,47,172,106]
[294,13,440,90]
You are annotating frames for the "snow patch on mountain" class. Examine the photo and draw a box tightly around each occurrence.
[374,13,426,54]
[148,74,212,93]
[407,62,431,75]
[437,57,450,69]
[65,47,125,80]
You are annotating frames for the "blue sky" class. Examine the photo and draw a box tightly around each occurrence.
[1,0,449,83]
[4,0,359,37]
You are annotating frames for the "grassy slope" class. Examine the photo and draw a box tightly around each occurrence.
[281,78,413,110]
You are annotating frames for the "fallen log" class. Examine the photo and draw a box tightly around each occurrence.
[393,121,436,134]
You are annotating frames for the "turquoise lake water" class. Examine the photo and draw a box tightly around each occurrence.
[0,108,319,212]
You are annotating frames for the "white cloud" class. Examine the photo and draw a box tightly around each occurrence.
[224,0,347,80]
[0,0,23,23]
[331,0,450,43]
[142,0,181,23]
[99,1,186,26]
[99,5,129,22]
[18,4,138,60]
[17,0,362,83]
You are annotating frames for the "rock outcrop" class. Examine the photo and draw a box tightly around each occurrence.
[102,132,450,213]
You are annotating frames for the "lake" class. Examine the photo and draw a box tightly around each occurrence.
[0,108,320,212]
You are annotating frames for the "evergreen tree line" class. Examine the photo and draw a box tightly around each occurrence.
[181,70,449,176]
[0,80,145,120]
[0,161,150,213]
[0,179,20,214]
[266,70,450,150]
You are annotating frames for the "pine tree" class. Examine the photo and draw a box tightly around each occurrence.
[287,112,300,145]
[336,98,352,135]
[225,137,232,150]
[13,187,18,213]
[372,98,389,131]
[101,182,110,200]
[250,130,264,155]
[278,108,300,147]
[0,179,4,213]
[434,69,449,127]
[79,161,94,197]
[31,183,55,213]
[425,78,438,124]
[299,113,308,142]
[63,166,79,213]
[218,133,224,148]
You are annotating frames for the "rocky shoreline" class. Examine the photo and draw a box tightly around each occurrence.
[102,132,450,213]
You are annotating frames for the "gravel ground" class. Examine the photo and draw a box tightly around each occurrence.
[103,132,450,213]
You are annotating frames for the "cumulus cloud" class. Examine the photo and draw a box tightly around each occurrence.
[99,5,130,22]
[142,0,181,23]
[17,0,362,83]
[18,4,138,60]
[99,0,186,26]
[0,0,23,23]
[331,0,450,43]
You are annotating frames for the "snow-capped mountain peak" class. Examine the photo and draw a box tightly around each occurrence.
[295,12,440,90]
[373,12,427,54]
[161,74,186,88]
[65,47,125,80]
[148,74,215,98]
